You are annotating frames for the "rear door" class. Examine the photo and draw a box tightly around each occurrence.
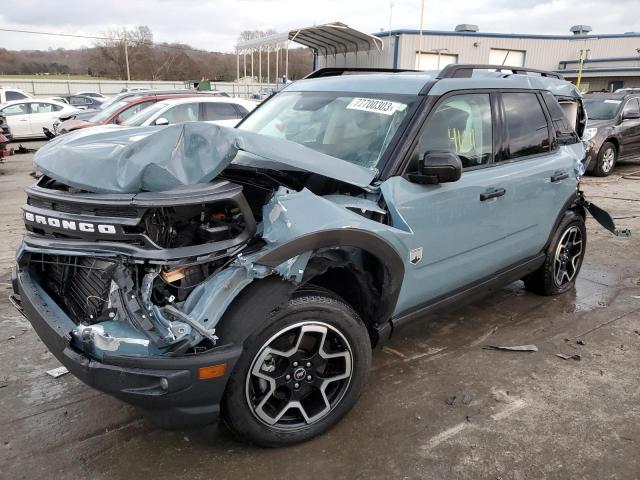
[0,103,32,137]
[29,102,63,135]
[491,91,577,259]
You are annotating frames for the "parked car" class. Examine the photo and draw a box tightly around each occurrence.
[56,93,239,135]
[0,87,33,104]
[123,96,256,128]
[11,65,628,447]
[77,91,108,99]
[0,99,79,139]
[251,87,276,101]
[582,92,640,176]
[56,94,105,110]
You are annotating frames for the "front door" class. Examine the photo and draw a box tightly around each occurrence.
[1,103,31,137]
[619,97,640,157]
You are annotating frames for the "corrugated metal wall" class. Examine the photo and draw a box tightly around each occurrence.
[395,33,640,71]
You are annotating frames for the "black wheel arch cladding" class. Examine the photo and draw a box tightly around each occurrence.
[255,228,405,326]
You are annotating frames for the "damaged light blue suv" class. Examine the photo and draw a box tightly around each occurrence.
[11,65,627,446]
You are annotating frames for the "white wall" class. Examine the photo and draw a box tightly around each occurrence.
[0,79,276,99]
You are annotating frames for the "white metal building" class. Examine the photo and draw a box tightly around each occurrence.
[315,25,640,92]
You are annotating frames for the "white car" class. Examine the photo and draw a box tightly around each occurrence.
[0,99,80,139]
[0,87,33,104]
[123,96,257,128]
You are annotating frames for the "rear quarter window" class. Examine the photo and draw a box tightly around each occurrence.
[502,93,550,159]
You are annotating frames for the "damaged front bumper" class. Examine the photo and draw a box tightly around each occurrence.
[12,267,242,427]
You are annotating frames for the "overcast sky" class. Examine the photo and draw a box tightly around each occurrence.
[1,0,639,52]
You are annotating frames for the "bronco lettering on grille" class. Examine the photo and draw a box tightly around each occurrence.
[24,210,117,234]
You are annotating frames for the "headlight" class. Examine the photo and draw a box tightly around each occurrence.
[583,127,598,142]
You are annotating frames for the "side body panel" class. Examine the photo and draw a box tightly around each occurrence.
[382,142,582,317]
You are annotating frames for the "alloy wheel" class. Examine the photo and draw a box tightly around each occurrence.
[245,322,353,430]
[601,147,615,173]
[553,226,583,288]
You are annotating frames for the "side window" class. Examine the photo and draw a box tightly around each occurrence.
[163,103,199,124]
[70,96,90,106]
[5,91,28,101]
[414,93,492,169]
[116,101,154,122]
[203,102,241,121]
[234,104,249,117]
[541,91,579,145]
[2,103,29,116]
[502,93,550,159]
[30,102,60,114]
[622,98,640,117]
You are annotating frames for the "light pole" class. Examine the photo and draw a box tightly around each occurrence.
[417,0,426,69]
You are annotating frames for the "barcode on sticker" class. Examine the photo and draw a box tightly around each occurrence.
[347,97,403,115]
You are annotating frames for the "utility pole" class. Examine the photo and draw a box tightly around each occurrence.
[123,30,131,81]
[389,2,394,34]
[418,0,425,69]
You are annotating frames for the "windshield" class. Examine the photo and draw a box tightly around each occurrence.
[238,91,419,170]
[89,100,130,123]
[584,98,622,120]
[123,101,169,126]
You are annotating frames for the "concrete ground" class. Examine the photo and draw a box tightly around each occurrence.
[1,140,639,480]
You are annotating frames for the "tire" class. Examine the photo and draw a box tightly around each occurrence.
[221,292,371,447]
[593,141,617,177]
[524,210,587,296]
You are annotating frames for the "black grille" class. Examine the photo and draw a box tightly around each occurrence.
[32,254,117,323]
[27,197,139,218]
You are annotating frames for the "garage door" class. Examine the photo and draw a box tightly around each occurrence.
[415,52,458,70]
[489,49,525,67]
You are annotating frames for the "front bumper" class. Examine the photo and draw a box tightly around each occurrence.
[12,267,242,428]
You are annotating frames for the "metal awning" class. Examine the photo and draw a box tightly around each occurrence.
[235,22,383,56]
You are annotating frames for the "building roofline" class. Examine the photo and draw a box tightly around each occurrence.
[559,56,640,65]
[374,29,640,40]
[554,66,640,74]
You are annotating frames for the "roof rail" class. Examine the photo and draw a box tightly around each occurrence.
[437,64,563,80]
[304,67,418,79]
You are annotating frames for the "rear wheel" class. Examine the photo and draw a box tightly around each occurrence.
[593,141,617,177]
[222,293,371,447]
[524,211,586,296]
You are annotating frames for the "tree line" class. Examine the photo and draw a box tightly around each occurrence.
[0,26,313,82]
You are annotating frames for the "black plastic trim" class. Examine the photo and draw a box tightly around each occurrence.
[256,229,405,323]
[386,253,546,336]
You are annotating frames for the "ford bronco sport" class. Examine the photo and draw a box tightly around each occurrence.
[11,65,628,446]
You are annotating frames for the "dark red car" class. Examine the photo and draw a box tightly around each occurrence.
[56,93,216,135]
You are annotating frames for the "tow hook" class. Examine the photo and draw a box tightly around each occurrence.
[577,190,631,237]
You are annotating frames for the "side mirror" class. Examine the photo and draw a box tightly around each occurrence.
[408,152,462,185]
[622,111,640,121]
[114,116,124,125]
[154,117,169,126]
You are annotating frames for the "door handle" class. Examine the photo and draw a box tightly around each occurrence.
[480,188,506,201]
[550,172,569,183]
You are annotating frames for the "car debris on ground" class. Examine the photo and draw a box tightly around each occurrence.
[483,344,539,352]
[45,366,69,378]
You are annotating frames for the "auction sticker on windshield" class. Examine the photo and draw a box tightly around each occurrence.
[347,97,405,116]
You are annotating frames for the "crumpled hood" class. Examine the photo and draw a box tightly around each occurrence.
[34,123,376,193]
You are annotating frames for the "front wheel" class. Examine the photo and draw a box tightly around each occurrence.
[222,293,371,447]
[524,211,587,296]
[593,141,617,177]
